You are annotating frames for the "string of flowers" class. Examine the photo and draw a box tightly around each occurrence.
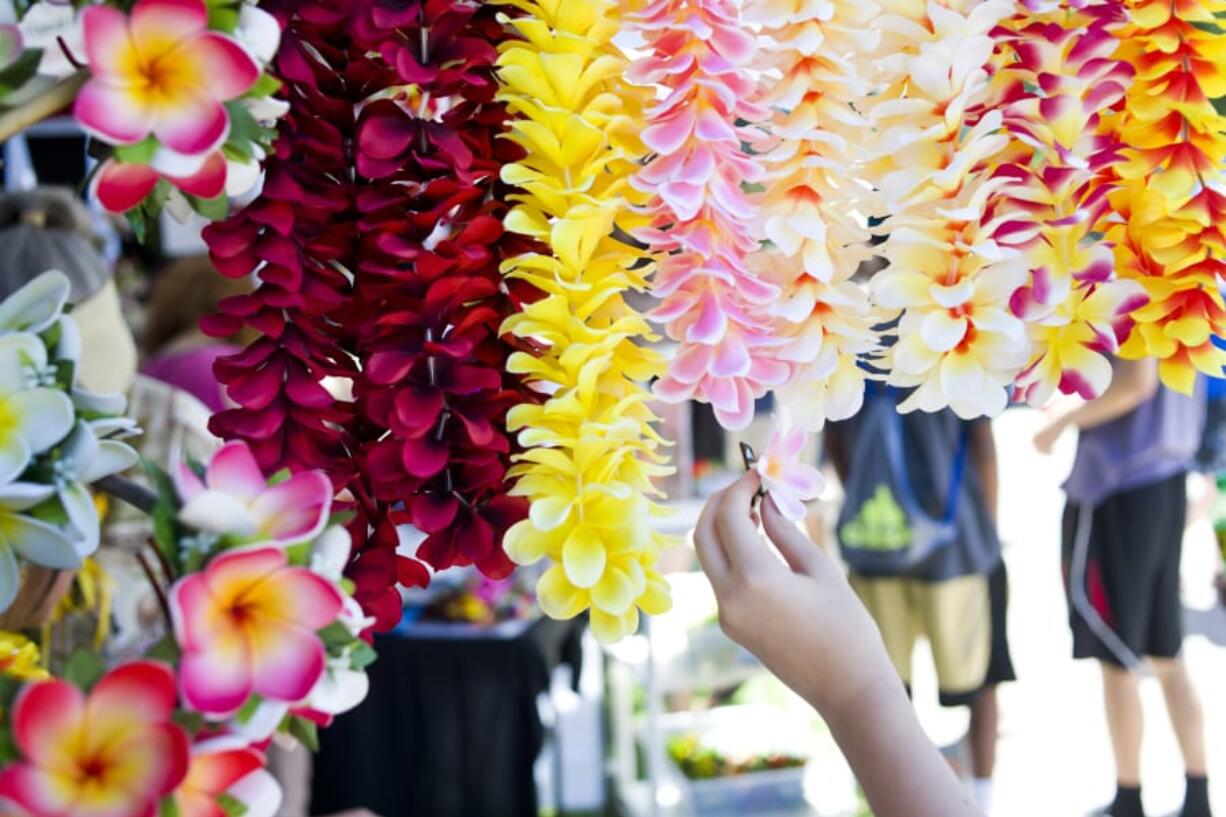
[859,0,1031,419]
[984,0,1147,405]
[627,0,787,431]
[744,0,885,430]
[0,439,373,817]
[494,0,673,642]
[1106,0,1226,392]
[344,0,540,625]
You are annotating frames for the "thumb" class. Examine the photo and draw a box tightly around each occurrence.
[761,495,824,576]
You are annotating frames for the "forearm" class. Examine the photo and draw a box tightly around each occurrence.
[824,677,982,817]
[1059,359,1158,432]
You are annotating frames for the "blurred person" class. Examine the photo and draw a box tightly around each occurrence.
[1035,358,1212,817]
[826,385,1014,813]
[694,472,984,817]
[0,187,137,395]
[140,254,252,413]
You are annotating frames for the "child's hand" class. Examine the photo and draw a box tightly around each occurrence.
[692,472,894,720]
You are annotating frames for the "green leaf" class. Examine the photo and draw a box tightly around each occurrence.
[234,694,263,725]
[318,621,354,652]
[328,510,356,528]
[206,0,241,32]
[267,468,292,485]
[27,496,70,528]
[53,359,75,390]
[246,73,282,100]
[0,49,41,98]
[339,577,356,596]
[288,716,319,752]
[284,540,312,567]
[146,635,181,665]
[349,641,377,670]
[0,727,20,764]
[225,100,261,149]
[1215,97,1226,117]
[187,193,229,221]
[63,649,105,691]
[112,137,160,166]
[216,793,249,817]
[160,795,182,817]
[171,709,205,735]
[126,207,148,243]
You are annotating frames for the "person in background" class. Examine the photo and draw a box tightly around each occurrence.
[1034,358,1212,817]
[825,389,1014,814]
[140,255,252,413]
[694,473,984,817]
[0,188,137,396]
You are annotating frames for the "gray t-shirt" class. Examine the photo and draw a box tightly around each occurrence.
[1064,381,1206,506]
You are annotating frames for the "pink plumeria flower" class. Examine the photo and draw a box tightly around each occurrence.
[0,661,190,817]
[176,440,333,547]
[74,0,259,156]
[754,419,824,522]
[93,151,226,214]
[170,546,343,717]
[173,737,282,817]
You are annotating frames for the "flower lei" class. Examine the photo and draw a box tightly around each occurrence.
[494,0,673,642]
[0,271,136,612]
[1106,0,1226,392]
[348,0,538,613]
[985,0,1147,405]
[2,0,284,231]
[627,0,786,431]
[745,0,884,430]
[0,445,371,817]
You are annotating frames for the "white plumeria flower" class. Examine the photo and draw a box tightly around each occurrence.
[17,2,82,78]
[310,525,352,582]
[226,768,283,817]
[0,481,80,611]
[236,4,280,65]
[52,423,138,557]
[0,271,70,334]
[306,652,370,716]
[0,333,74,484]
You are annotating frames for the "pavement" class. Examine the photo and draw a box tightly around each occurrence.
[904,407,1226,817]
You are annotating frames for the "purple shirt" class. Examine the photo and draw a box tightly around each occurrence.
[140,345,238,414]
[1064,381,1206,506]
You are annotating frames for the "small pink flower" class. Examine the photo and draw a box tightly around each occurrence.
[176,440,333,546]
[93,152,227,213]
[74,0,259,155]
[170,546,343,717]
[754,419,824,521]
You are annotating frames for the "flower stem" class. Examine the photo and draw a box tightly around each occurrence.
[135,548,174,634]
[0,72,89,144]
[94,475,158,515]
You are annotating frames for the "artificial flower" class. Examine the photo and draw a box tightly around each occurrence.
[754,419,824,522]
[170,546,342,716]
[0,661,189,817]
[1106,0,1226,389]
[0,332,73,484]
[173,739,281,817]
[74,0,259,156]
[628,0,781,431]
[0,483,81,612]
[0,631,47,681]
[175,440,332,547]
[17,2,81,78]
[982,0,1141,404]
[496,0,673,640]
[92,152,227,214]
[47,423,140,558]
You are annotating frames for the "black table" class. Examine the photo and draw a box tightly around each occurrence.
[311,615,585,817]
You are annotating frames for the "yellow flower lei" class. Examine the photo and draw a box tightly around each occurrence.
[495,0,673,642]
[1108,0,1226,391]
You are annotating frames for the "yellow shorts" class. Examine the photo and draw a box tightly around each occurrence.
[849,573,991,701]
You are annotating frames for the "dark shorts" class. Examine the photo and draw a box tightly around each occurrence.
[1061,472,1186,667]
